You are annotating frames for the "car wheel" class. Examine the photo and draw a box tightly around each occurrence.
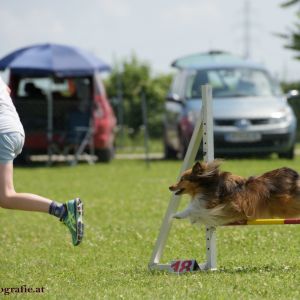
[278,146,295,160]
[96,147,114,163]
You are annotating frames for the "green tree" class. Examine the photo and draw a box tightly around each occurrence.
[281,0,300,7]
[280,0,300,56]
[105,54,172,138]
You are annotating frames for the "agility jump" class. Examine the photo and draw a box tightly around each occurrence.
[149,84,300,273]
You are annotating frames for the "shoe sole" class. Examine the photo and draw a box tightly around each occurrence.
[75,198,84,245]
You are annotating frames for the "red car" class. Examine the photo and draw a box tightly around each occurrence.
[9,72,116,162]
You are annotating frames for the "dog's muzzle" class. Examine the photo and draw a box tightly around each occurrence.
[169,186,185,195]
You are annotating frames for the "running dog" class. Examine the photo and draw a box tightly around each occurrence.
[169,160,300,226]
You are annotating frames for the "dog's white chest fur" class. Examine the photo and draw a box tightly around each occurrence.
[173,194,226,226]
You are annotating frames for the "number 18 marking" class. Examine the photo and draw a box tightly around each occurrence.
[170,260,197,273]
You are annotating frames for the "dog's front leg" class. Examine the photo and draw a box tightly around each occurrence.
[173,207,193,219]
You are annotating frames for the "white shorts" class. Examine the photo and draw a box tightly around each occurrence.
[0,132,25,164]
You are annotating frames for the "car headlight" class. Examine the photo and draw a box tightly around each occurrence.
[269,116,287,124]
[270,117,287,124]
[270,107,292,124]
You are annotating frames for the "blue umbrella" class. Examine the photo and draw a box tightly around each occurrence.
[0,43,110,76]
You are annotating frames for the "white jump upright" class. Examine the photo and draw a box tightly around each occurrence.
[149,84,217,272]
[202,85,217,271]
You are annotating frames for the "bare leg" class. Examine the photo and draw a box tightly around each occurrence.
[0,162,52,213]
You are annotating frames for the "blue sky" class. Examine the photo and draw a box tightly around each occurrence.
[0,0,299,80]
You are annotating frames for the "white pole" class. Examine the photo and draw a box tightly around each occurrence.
[202,84,217,270]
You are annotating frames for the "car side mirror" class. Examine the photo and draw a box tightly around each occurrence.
[286,89,299,100]
[166,93,184,104]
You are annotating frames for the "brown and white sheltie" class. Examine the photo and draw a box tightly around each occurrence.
[169,160,300,226]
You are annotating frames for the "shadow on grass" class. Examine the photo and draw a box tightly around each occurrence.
[218,264,297,274]
[146,264,297,276]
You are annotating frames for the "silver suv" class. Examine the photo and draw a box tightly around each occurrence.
[164,51,297,159]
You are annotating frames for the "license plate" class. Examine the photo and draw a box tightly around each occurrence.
[225,132,261,142]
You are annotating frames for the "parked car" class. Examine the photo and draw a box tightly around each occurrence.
[9,72,116,162]
[164,51,298,159]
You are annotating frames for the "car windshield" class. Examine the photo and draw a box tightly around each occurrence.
[185,67,280,99]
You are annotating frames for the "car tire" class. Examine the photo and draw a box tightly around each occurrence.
[96,147,114,163]
[278,146,295,160]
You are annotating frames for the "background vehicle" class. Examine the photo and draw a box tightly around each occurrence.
[0,43,116,163]
[164,51,298,159]
[10,72,116,162]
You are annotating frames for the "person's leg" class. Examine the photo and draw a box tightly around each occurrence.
[0,160,84,246]
[0,161,52,212]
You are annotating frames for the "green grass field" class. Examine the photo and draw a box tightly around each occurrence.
[1,157,300,299]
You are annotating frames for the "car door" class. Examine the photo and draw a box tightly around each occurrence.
[164,70,188,151]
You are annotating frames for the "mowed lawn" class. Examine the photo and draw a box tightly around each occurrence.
[1,157,300,299]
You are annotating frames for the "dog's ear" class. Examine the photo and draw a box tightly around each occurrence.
[192,160,222,177]
[192,161,205,174]
[198,159,222,177]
